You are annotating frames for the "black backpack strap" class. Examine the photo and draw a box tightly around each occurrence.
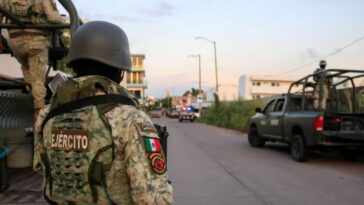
[41,94,137,131]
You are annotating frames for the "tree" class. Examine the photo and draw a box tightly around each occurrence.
[159,97,171,108]
[183,88,204,97]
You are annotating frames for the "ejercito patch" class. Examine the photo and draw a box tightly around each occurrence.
[51,130,89,151]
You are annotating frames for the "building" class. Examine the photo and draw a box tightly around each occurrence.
[239,74,297,100]
[120,54,148,102]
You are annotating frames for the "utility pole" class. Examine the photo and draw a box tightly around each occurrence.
[196,36,219,94]
[213,41,219,93]
[188,54,202,93]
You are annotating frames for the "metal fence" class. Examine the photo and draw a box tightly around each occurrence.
[0,90,34,129]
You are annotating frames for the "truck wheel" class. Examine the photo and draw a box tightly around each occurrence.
[291,134,308,162]
[248,127,265,148]
[179,119,182,122]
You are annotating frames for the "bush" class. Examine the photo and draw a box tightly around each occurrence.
[200,99,263,132]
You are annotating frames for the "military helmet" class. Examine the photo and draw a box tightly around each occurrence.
[66,21,132,71]
[319,60,327,69]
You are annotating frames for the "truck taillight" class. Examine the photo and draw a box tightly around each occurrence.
[313,116,324,132]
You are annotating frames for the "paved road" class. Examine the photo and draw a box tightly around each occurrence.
[2,117,364,204]
[156,117,364,205]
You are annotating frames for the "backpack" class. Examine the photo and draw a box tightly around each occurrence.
[40,76,138,204]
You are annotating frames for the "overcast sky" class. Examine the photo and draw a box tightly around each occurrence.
[2,0,364,98]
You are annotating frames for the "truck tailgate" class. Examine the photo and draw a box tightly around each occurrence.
[324,113,364,142]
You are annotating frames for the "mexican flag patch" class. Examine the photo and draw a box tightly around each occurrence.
[144,137,162,153]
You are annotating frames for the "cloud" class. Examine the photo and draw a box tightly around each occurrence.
[80,12,142,23]
[139,2,177,18]
[307,48,319,60]
[299,48,321,63]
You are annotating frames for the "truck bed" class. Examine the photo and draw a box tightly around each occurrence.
[0,168,45,205]
[321,113,364,145]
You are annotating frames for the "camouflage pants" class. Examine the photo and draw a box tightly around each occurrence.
[8,35,48,110]
[314,84,329,110]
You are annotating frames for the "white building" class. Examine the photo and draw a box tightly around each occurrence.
[239,75,297,100]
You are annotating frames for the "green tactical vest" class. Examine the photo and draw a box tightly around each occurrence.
[40,76,139,204]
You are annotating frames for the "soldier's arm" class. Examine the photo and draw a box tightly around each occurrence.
[0,0,8,22]
[33,106,50,175]
[41,0,63,23]
[125,112,173,205]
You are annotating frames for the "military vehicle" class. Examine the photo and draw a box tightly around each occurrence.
[0,0,80,201]
[248,69,364,162]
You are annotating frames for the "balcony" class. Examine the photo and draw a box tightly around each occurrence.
[130,67,145,72]
[250,85,290,95]
[126,80,148,89]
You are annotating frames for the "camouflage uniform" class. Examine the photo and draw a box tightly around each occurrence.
[313,68,332,110]
[33,76,173,205]
[0,0,63,109]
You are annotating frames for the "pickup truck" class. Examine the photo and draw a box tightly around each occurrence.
[248,69,364,162]
[179,106,196,122]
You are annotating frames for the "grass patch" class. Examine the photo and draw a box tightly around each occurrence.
[200,99,264,132]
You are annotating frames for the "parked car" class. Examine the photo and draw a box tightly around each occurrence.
[150,108,162,118]
[248,69,364,162]
[167,109,179,118]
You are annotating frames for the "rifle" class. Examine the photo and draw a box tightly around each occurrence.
[154,124,169,162]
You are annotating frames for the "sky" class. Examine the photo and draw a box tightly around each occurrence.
[2,0,364,98]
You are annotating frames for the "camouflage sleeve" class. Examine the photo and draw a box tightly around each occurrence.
[0,0,8,22]
[41,0,63,23]
[33,106,50,175]
[126,111,173,205]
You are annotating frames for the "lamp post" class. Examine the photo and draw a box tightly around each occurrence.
[195,36,219,94]
[188,54,202,92]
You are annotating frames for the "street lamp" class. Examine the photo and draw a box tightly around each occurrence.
[195,36,219,94]
[188,54,202,93]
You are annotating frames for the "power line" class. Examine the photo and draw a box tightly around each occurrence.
[281,35,364,75]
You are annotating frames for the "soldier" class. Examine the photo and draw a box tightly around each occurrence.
[0,0,63,115]
[33,21,173,204]
[313,60,332,110]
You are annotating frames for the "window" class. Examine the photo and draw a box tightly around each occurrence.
[264,100,276,114]
[127,72,131,83]
[256,82,261,86]
[271,82,280,87]
[137,58,143,68]
[133,72,137,83]
[134,90,142,99]
[274,99,285,112]
[257,95,261,99]
[132,57,137,67]
[252,82,256,86]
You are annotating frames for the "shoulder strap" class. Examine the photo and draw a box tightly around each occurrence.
[41,94,137,131]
